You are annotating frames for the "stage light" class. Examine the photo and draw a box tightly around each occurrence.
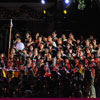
[41,0,45,4]
[64,10,67,14]
[43,10,46,14]
[65,0,70,4]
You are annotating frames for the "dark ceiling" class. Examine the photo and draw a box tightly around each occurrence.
[0,0,56,2]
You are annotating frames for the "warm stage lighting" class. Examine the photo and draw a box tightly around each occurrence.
[64,10,67,14]
[65,0,70,4]
[41,0,45,4]
[43,10,46,14]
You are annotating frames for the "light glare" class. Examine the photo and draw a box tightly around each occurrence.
[41,0,45,4]
[65,0,70,4]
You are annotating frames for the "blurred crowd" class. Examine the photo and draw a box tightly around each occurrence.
[0,32,100,98]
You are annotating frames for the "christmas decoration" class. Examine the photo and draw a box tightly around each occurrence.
[66,0,93,10]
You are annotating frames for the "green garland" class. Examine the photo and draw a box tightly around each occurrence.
[66,0,93,10]
[77,0,86,10]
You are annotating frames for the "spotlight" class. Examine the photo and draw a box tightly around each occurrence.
[64,10,67,14]
[64,0,70,4]
[43,10,46,14]
[41,0,45,4]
